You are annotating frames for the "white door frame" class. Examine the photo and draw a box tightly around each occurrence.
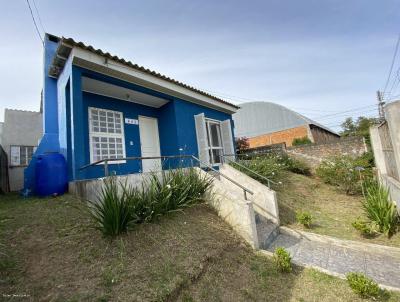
[138,116,162,172]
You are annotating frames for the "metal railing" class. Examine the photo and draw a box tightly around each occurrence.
[221,154,280,188]
[79,154,254,200]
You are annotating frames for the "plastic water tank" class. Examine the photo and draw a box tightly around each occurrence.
[35,153,68,197]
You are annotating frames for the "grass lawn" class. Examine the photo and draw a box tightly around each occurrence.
[277,171,400,248]
[1,193,400,301]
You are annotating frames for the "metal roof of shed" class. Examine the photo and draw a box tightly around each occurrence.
[233,101,339,138]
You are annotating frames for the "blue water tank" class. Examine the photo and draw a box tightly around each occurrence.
[35,153,68,197]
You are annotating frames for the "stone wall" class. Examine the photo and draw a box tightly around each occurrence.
[286,136,367,168]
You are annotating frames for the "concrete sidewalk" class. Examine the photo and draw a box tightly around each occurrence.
[265,229,400,290]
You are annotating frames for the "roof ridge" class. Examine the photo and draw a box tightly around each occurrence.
[58,36,239,110]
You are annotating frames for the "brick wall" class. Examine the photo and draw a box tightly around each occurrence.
[286,136,367,168]
[247,125,310,148]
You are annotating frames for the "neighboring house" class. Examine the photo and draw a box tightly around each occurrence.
[233,102,340,148]
[1,109,42,191]
[24,34,238,192]
[370,100,400,212]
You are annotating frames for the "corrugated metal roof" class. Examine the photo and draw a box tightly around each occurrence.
[233,101,339,138]
[48,34,239,110]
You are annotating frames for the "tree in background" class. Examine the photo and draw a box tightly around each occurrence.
[339,116,378,167]
[235,137,249,153]
[340,116,378,145]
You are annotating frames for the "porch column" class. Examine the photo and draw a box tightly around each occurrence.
[70,66,86,180]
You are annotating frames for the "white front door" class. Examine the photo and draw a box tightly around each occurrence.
[138,116,161,172]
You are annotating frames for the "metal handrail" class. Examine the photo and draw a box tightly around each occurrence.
[79,154,254,200]
[190,155,254,200]
[221,154,280,188]
[79,155,193,172]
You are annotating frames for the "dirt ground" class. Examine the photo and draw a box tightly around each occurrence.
[1,193,399,301]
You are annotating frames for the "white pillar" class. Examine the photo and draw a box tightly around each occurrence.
[370,126,387,176]
[385,101,400,174]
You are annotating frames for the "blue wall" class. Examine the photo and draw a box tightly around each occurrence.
[173,98,232,156]
[68,67,233,180]
[24,35,61,194]
[79,92,162,179]
[25,36,235,192]
[43,35,59,134]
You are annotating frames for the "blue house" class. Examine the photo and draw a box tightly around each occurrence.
[24,34,238,192]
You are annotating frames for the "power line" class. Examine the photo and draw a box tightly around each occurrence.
[386,68,400,100]
[31,0,45,33]
[25,0,43,45]
[199,87,380,117]
[323,115,379,128]
[310,104,377,119]
[383,33,400,94]
[314,109,379,123]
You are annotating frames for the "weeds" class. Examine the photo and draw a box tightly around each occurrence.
[351,218,377,238]
[296,211,313,228]
[232,152,311,187]
[346,272,381,299]
[316,155,372,195]
[273,247,292,272]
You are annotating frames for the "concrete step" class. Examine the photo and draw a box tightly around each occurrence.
[207,170,221,180]
[255,213,279,249]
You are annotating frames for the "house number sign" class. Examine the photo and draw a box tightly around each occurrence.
[125,118,138,125]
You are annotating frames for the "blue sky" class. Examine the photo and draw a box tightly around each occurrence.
[0,0,399,130]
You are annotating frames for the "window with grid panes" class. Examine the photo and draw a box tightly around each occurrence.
[88,107,126,164]
[10,146,36,166]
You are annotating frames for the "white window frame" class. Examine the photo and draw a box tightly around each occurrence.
[88,107,126,164]
[205,118,224,165]
[10,145,36,167]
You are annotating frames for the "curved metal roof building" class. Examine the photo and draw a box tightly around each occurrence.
[233,101,339,147]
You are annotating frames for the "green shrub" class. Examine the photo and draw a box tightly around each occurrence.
[296,211,313,228]
[346,272,380,298]
[88,177,136,236]
[292,136,312,146]
[273,247,292,272]
[234,155,284,185]
[280,154,311,175]
[88,168,213,236]
[355,151,375,169]
[316,155,372,195]
[361,180,399,237]
[351,218,377,237]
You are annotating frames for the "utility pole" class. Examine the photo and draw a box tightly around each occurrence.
[376,90,385,122]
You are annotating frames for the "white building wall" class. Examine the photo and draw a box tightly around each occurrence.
[2,109,43,191]
[370,100,400,213]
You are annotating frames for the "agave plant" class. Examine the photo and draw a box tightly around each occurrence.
[361,180,399,237]
[87,177,136,236]
[86,168,213,237]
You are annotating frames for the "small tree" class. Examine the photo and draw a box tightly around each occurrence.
[235,137,250,154]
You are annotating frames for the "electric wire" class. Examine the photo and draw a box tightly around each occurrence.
[25,0,43,44]
[31,0,45,33]
[383,33,400,94]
